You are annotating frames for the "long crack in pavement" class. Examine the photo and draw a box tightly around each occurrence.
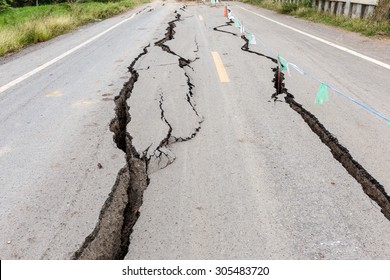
[272,68,390,221]
[213,20,238,37]
[73,9,202,259]
[151,10,203,163]
[213,21,390,222]
[72,45,150,260]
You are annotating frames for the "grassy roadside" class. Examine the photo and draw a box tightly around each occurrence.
[241,0,390,37]
[0,0,149,57]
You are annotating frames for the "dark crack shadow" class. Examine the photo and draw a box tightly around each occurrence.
[240,35,277,63]
[213,20,390,222]
[73,12,206,259]
[72,45,150,260]
[148,12,203,169]
[272,65,390,222]
[213,20,238,37]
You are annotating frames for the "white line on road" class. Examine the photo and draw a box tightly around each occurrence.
[198,14,204,21]
[0,13,136,94]
[236,5,390,71]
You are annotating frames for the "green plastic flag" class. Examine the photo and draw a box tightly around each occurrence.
[234,18,240,28]
[211,0,215,5]
[277,55,288,72]
[240,23,245,34]
[388,122,390,129]
[315,83,329,105]
[250,34,256,45]
[247,32,252,41]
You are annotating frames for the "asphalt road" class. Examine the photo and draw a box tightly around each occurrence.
[0,1,389,259]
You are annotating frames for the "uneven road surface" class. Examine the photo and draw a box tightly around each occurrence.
[1,1,390,259]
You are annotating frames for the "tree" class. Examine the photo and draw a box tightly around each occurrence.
[372,0,390,22]
[0,0,11,11]
[13,0,36,7]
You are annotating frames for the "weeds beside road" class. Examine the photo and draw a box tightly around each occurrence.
[241,0,390,37]
[1,0,388,57]
[0,0,149,57]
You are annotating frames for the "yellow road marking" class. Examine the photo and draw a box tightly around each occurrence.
[0,146,12,157]
[45,90,62,97]
[198,15,204,21]
[211,52,230,83]
[72,99,96,108]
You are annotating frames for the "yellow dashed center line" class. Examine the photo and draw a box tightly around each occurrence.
[211,52,230,83]
[45,90,62,97]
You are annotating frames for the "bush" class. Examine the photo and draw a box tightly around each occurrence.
[280,2,299,14]
[0,0,11,12]
[240,0,389,37]
[302,0,312,8]
[371,0,390,22]
[0,0,148,56]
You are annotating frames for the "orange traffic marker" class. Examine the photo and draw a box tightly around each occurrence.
[223,6,227,17]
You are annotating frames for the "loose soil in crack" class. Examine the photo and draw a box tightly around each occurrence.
[74,11,205,259]
[72,46,150,260]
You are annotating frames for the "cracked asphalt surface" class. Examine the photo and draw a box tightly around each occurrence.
[0,1,390,259]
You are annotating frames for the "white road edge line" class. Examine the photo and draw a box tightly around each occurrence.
[236,5,390,71]
[0,13,136,94]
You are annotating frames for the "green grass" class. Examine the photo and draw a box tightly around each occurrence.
[0,0,149,56]
[241,0,390,37]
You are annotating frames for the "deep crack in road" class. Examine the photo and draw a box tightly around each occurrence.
[213,18,390,222]
[73,7,203,259]
[1,2,389,260]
